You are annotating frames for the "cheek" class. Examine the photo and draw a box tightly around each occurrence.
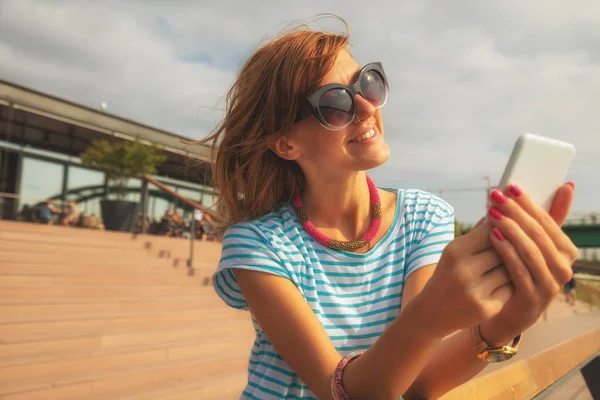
[375,110,384,135]
[296,120,344,151]
[305,132,342,154]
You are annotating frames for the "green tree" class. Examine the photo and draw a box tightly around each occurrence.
[454,220,474,237]
[80,138,167,200]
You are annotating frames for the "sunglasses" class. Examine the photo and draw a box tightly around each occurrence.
[295,62,389,131]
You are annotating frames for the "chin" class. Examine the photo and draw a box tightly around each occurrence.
[360,146,391,171]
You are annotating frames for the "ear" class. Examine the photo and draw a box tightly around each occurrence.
[268,134,302,161]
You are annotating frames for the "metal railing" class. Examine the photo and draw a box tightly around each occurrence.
[140,175,220,274]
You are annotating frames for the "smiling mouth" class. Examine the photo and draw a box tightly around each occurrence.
[350,128,375,143]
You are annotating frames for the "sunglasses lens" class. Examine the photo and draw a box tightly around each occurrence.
[361,70,387,107]
[318,88,354,127]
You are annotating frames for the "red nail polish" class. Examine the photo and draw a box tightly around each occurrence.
[566,182,575,190]
[508,184,522,197]
[488,207,504,220]
[492,228,504,241]
[490,189,507,204]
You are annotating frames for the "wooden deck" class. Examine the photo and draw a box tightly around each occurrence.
[0,220,252,399]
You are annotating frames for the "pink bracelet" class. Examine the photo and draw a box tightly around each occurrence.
[330,350,365,400]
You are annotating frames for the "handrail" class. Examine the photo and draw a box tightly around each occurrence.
[141,175,219,227]
[440,327,600,400]
[140,174,221,275]
[0,192,72,205]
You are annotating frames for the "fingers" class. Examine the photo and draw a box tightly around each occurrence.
[503,184,575,255]
[473,217,487,229]
[490,186,578,283]
[489,188,558,264]
[481,265,512,295]
[488,216,558,297]
[457,217,494,254]
[470,247,503,275]
[549,183,575,226]
[490,282,514,305]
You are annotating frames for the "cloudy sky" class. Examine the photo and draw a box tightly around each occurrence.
[1,0,599,223]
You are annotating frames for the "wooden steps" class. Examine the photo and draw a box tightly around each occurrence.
[0,286,214,302]
[0,299,243,322]
[1,353,249,400]
[0,220,251,399]
[0,221,221,262]
[1,339,251,396]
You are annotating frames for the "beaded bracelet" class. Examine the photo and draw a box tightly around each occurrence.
[330,350,365,400]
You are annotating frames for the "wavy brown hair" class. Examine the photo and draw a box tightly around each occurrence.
[195,18,349,235]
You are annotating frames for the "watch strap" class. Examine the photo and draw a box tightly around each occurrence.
[474,325,523,362]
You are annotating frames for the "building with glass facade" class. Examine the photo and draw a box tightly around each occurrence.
[0,79,215,224]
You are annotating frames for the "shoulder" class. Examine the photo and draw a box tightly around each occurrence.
[223,203,298,245]
[401,189,454,218]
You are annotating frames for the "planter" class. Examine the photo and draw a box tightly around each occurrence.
[100,200,138,232]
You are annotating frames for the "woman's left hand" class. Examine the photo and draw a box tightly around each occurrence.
[478,182,578,346]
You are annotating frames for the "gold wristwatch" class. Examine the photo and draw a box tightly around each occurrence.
[474,325,522,363]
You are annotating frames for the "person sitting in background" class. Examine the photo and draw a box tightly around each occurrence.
[160,209,180,237]
[19,204,33,222]
[563,276,577,306]
[38,200,61,225]
[195,222,205,240]
[59,201,79,226]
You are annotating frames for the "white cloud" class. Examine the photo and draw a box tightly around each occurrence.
[1,0,599,223]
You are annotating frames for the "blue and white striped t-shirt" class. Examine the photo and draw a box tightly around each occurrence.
[213,188,455,399]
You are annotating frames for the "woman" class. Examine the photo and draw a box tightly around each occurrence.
[202,19,577,400]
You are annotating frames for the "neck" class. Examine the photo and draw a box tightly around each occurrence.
[301,171,372,236]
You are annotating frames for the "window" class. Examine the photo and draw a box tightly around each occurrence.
[20,157,64,206]
[67,165,105,217]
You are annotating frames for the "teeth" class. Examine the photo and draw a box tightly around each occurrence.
[351,129,375,143]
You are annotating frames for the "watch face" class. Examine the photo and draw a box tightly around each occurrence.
[488,352,513,363]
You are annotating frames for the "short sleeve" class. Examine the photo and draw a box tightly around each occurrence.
[404,191,455,279]
[212,222,292,310]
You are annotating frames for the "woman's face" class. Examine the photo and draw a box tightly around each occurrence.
[280,50,391,178]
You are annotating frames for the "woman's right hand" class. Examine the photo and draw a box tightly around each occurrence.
[418,219,513,337]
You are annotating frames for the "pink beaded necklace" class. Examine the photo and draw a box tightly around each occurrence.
[293,175,382,251]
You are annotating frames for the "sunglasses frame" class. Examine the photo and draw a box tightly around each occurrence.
[295,62,389,131]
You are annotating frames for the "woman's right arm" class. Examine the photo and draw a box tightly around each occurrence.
[234,220,511,400]
[234,268,442,400]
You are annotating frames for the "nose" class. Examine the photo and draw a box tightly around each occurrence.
[354,93,376,123]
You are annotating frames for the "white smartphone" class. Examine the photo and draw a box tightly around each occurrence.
[497,133,576,211]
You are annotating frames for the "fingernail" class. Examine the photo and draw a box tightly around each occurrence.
[507,184,522,197]
[566,181,575,190]
[492,228,504,241]
[488,207,504,220]
[490,189,507,204]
